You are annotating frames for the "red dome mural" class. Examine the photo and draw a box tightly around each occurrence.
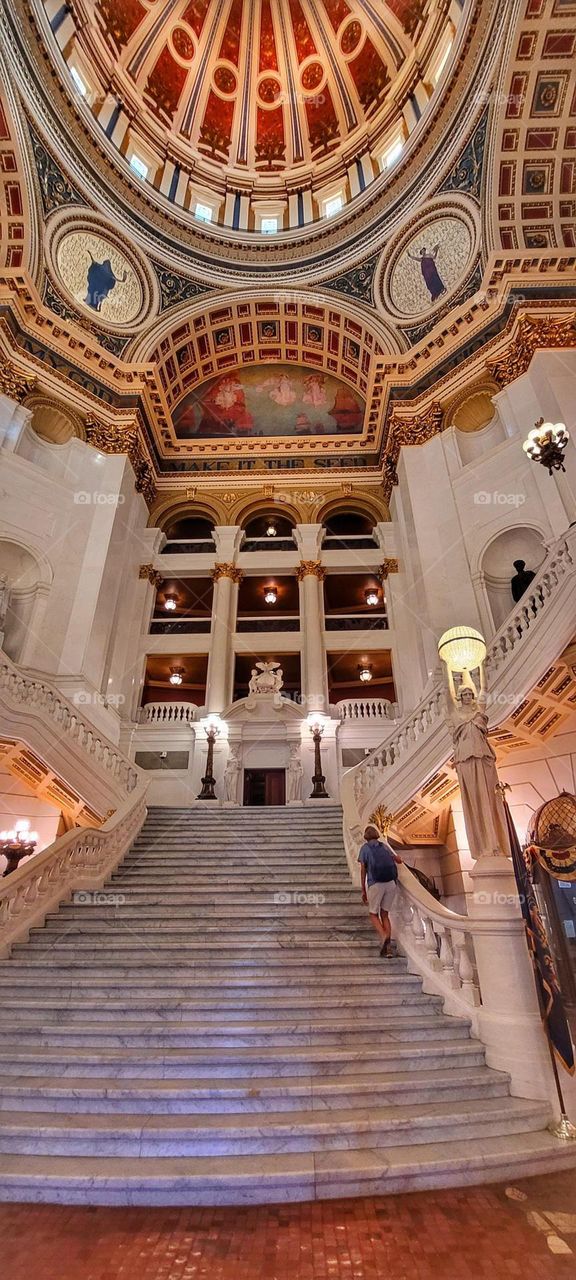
[72,0,434,180]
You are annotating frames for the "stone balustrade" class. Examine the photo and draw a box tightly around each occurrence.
[336,697,397,721]
[141,701,198,725]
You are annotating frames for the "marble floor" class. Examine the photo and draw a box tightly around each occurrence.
[1,1168,576,1280]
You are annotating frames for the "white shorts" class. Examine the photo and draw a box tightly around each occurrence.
[367,881,396,916]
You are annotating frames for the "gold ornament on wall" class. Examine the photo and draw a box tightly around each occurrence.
[296,561,326,582]
[488,312,576,388]
[0,355,36,403]
[139,565,162,587]
[85,416,156,506]
[212,563,244,583]
[378,559,399,581]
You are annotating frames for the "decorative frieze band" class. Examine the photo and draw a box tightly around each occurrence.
[212,563,244,584]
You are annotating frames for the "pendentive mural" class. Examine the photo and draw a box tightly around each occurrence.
[55,231,143,324]
[172,366,365,438]
[376,197,480,328]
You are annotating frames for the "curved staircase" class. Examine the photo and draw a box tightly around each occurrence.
[0,804,570,1206]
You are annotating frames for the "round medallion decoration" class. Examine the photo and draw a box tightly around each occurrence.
[341,21,362,54]
[45,210,157,332]
[301,62,324,93]
[214,64,237,95]
[376,198,480,326]
[172,27,195,61]
[259,76,282,105]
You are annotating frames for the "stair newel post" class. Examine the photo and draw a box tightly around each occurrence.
[197,715,224,801]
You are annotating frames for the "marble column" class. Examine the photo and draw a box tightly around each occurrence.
[206,564,243,713]
[297,561,328,714]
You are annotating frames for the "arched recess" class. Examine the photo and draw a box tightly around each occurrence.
[0,537,53,664]
[149,494,224,532]
[24,395,85,445]
[231,495,301,530]
[315,491,388,529]
[479,524,547,631]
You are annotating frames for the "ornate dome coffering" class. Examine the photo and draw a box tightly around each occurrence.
[35,0,464,232]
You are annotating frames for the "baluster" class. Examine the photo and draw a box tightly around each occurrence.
[438,928,460,990]
[423,917,441,971]
[454,935,481,1006]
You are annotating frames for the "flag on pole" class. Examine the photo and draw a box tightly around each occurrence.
[503,797,574,1075]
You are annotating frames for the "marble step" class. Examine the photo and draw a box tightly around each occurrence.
[3,1129,575,1206]
[0,1097,548,1159]
[0,1013,469,1048]
[14,938,380,955]
[34,920,370,937]
[111,871,352,882]
[0,992,443,1023]
[0,956,408,973]
[51,903,366,919]
[0,971,421,994]
[0,1038,486,1079]
[0,1065,510,1114]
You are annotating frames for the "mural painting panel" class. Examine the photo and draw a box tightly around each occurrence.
[172,365,365,438]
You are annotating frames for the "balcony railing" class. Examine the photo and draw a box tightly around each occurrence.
[325,612,388,630]
[323,534,378,550]
[336,698,397,721]
[140,702,198,725]
[150,618,211,635]
[242,537,296,552]
[162,538,215,555]
[236,615,300,632]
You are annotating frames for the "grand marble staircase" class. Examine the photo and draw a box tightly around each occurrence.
[0,804,568,1205]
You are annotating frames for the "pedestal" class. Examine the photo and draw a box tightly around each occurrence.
[469,856,556,1104]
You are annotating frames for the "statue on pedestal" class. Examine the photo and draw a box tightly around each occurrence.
[287,743,303,802]
[248,660,284,695]
[445,668,509,858]
[224,748,241,804]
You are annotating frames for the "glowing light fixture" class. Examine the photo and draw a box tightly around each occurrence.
[264,586,278,605]
[169,666,184,686]
[164,595,178,612]
[365,588,380,607]
[266,523,278,537]
[438,626,486,673]
[523,418,569,474]
[0,820,38,877]
[358,664,373,683]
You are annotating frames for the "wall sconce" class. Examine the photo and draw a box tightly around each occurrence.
[264,586,278,605]
[523,418,569,474]
[358,664,373,683]
[365,588,380,607]
[169,665,184,686]
[0,820,38,877]
[266,523,278,537]
[164,595,178,612]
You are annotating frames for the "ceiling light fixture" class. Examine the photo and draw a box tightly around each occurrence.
[359,665,373,683]
[266,523,278,537]
[169,666,184,686]
[365,588,379,607]
[264,586,278,605]
[523,418,569,474]
[164,595,178,612]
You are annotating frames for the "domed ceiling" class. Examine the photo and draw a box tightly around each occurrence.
[44,0,463,230]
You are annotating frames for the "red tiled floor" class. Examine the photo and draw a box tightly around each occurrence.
[0,1170,575,1280]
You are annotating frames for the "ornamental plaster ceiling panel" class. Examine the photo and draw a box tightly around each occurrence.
[44,208,159,332]
[0,66,37,275]
[486,0,576,252]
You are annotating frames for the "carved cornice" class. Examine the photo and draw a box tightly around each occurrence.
[212,563,244,584]
[0,355,36,403]
[381,402,444,500]
[139,565,162,587]
[487,312,576,388]
[296,561,326,582]
[378,559,399,581]
[84,417,156,506]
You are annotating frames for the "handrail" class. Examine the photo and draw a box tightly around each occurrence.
[0,648,148,954]
[341,526,576,876]
[336,698,398,721]
[141,701,198,724]
[0,652,140,795]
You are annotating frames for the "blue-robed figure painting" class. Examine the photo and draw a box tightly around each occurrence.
[84,252,126,312]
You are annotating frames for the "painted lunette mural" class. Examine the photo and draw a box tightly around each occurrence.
[172,365,365,439]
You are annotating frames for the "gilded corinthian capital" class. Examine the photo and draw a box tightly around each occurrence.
[85,417,156,506]
[296,561,326,582]
[139,565,162,587]
[0,355,36,403]
[212,563,244,584]
[378,559,399,581]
